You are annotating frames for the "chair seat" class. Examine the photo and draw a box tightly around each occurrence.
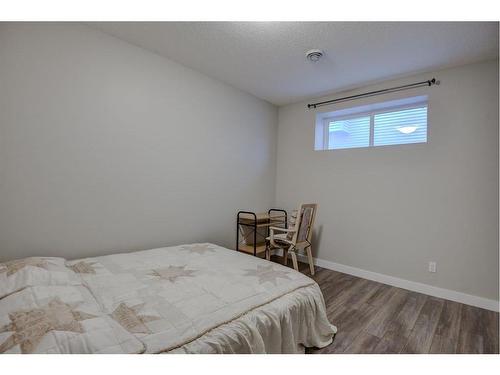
[266,233,293,248]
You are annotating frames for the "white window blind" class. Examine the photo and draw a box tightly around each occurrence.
[373,106,427,146]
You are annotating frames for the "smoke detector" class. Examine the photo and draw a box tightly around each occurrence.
[306,49,324,62]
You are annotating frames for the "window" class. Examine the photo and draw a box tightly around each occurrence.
[328,116,370,149]
[315,96,428,150]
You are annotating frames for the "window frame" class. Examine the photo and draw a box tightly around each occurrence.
[322,100,428,150]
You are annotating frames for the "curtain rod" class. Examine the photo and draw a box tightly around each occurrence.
[307,78,437,109]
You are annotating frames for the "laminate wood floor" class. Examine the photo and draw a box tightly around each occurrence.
[270,256,499,354]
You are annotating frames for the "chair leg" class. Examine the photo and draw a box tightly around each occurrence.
[290,251,299,272]
[282,248,288,265]
[265,244,270,261]
[306,246,315,275]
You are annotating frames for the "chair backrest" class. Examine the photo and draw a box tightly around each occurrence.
[288,203,317,245]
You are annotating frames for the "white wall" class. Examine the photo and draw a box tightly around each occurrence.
[276,60,499,302]
[0,23,278,261]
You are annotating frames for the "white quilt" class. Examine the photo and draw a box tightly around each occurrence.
[0,243,336,354]
[0,285,144,354]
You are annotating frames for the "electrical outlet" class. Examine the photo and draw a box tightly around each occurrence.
[428,261,437,273]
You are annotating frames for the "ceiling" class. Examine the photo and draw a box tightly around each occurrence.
[90,22,499,106]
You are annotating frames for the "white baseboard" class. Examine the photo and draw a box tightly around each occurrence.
[293,253,499,312]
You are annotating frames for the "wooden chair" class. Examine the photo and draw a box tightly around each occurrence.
[265,203,317,275]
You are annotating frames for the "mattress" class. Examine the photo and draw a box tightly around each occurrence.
[0,243,336,354]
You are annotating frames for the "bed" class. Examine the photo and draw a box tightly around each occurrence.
[0,243,336,354]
